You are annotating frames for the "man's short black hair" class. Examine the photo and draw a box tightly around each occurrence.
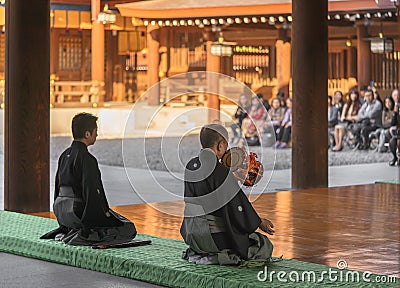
[200,124,228,148]
[72,113,98,139]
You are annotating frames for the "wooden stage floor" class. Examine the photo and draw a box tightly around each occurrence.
[34,183,399,277]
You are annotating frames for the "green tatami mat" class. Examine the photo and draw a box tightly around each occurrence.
[376,180,400,185]
[0,210,397,287]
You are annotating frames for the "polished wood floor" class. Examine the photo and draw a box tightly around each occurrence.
[33,183,399,277]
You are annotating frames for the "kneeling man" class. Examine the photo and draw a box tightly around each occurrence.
[41,113,136,245]
[180,124,274,265]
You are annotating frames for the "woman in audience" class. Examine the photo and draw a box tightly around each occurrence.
[242,96,267,145]
[372,86,383,106]
[376,95,395,152]
[277,91,287,113]
[230,94,250,141]
[332,89,361,151]
[268,98,285,136]
[275,98,292,149]
[333,90,344,117]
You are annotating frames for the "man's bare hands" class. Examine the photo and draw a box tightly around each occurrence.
[259,218,274,235]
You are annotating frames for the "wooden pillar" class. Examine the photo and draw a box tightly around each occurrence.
[269,45,276,79]
[275,29,291,98]
[147,24,160,105]
[206,40,221,122]
[5,0,50,212]
[346,47,354,78]
[292,0,328,189]
[105,30,117,102]
[91,0,105,103]
[357,25,371,90]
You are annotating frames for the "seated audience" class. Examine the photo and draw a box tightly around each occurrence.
[392,88,400,113]
[180,124,274,264]
[268,98,285,135]
[356,89,382,149]
[332,90,361,151]
[275,98,292,149]
[372,86,383,106]
[242,96,268,145]
[328,95,339,147]
[376,95,396,152]
[230,94,250,140]
[257,93,271,111]
[333,90,344,117]
[359,85,368,104]
[328,95,339,127]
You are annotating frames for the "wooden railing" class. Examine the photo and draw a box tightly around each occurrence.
[51,81,102,105]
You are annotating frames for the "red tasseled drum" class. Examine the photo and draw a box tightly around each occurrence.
[221,147,263,186]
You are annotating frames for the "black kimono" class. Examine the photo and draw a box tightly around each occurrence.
[41,141,136,245]
[180,149,273,265]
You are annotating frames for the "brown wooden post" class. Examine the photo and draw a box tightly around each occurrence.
[356,25,371,90]
[147,24,160,105]
[346,46,354,78]
[206,40,221,123]
[292,0,328,189]
[5,0,50,212]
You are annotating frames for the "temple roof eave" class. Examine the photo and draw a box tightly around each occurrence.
[116,0,394,19]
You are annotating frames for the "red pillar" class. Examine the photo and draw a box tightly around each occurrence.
[292,0,328,189]
[275,29,291,98]
[91,0,105,104]
[5,0,50,212]
[147,24,160,105]
[206,41,221,122]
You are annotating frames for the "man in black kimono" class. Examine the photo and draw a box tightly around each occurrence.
[41,113,136,245]
[180,124,274,265]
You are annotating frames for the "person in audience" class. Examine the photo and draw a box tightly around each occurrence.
[357,89,383,149]
[277,91,287,112]
[180,124,274,264]
[275,98,292,149]
[372,86,383,106]
[391,88,400,113]
[328,95,339,127]
[242,96,267,145]
[268,98,285,136]
[230,94,250,140]
[389,111,400,166]
[41,113,137,245]
[328,96,339,147]
[332,90,361,151]
[333,90,344,117]
[359,85,368,104]
[257,93,271,111]
[376,95,396,152]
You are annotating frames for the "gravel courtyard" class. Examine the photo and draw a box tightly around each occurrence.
[46,135,392,172]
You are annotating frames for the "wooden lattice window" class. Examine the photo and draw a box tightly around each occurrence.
[58,35,82,72]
